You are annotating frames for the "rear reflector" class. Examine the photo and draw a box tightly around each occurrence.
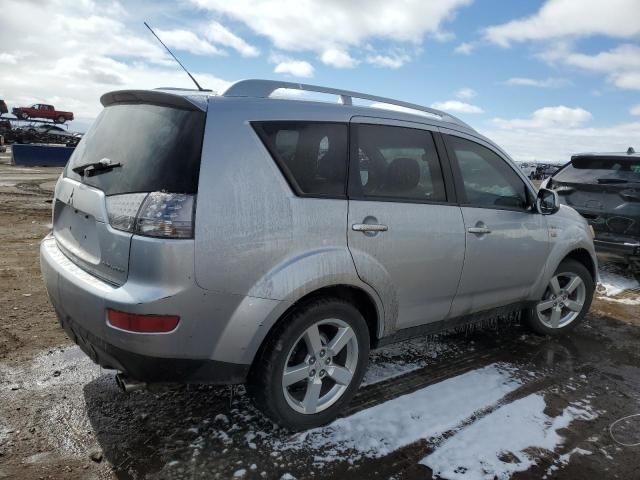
[107,309,179,333]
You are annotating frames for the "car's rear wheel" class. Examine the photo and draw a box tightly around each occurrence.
[56,115,66,123]
[249,298,370,430]
[524,259,594,335]
[20,112,28,120]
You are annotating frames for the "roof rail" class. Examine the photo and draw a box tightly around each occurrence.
[223,79,474,131]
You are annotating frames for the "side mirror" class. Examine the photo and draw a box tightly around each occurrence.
[536,188,560,215]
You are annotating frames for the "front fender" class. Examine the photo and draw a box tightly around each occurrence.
[533,206,597,299]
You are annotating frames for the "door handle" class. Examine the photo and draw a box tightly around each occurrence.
[468,226,491,234]
[352,223,388,232]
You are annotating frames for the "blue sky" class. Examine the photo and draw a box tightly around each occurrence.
[1,0,639,162]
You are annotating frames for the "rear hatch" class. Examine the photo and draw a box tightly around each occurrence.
[551,155,640,241]
[53,90,206,285]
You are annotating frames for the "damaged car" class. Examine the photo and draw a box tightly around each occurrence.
[543,148,640,271]
[41,80,597,430]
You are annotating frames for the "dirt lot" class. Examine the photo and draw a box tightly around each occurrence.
[1,151,640,480]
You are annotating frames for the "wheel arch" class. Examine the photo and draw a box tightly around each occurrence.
[251,284,382,370]
[562,248,597,281]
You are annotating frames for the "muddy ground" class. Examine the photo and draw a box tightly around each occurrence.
[1,150,639,480]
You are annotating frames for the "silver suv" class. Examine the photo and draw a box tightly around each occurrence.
[41,79,597,429]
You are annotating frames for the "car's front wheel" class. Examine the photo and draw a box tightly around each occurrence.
[524,259,594,335]
[250,298,370,430]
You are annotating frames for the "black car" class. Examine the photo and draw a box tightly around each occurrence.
[543,148,640,269]
[0,99,8,116]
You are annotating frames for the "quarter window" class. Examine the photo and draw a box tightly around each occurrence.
[447,135,529,210]
[253,122,348,197]
[350,124,447,202]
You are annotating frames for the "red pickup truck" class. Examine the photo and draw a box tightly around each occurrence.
[12,104,74,123]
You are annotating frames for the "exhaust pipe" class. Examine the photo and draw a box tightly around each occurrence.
[115,373,146,393]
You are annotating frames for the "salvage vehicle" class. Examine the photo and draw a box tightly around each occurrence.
[0,99,7,116]
[26,124,81,139]
[12,103,74,123]
[543,148,640,270]
[40,80,597,430]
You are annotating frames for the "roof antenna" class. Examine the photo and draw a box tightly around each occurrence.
[144,21,209,92]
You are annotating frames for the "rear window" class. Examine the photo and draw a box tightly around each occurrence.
[253,122,348,197]
[65,104,205,195]
[555,156,640,183]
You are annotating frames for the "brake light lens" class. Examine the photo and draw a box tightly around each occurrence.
[107,309,179,333]
[106,193,147,231]
[106,192,195,238]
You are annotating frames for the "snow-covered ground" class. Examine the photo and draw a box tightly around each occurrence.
[597,264,640,305]
[422,394,596,480]
[4,263,637,478]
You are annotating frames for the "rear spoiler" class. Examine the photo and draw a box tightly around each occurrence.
[100,90,208,112]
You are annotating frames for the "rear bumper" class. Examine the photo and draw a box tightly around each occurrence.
[40,234,281,383]
[57,308,249,383]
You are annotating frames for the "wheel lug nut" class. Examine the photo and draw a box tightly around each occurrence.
[319,350,326,358]
[309,369,316,377]
[319,370,326,377]
[325,358,331,365]
[309,357,316,364]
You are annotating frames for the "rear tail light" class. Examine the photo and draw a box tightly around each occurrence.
[106,192,195,238]
[107,308,179,333]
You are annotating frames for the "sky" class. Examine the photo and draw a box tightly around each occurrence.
[1,0,639,163]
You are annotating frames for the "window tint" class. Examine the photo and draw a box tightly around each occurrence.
[66,104,205,195]
[448,135,528,210]
[253,122,348,197]
[350,124,446,202]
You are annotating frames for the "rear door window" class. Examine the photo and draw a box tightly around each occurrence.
[446,135,529,210]
[349,124,447,202]
[66,104,206,195]
[253,122,348,197]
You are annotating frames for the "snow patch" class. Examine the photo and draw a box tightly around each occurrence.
[422,394,597,480]
[598,269,639,297]
[280,364,521,461]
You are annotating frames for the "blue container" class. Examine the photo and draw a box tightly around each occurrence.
[12,144,74,167]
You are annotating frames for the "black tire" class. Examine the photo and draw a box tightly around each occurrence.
[20,112,28,120]
[249,297,370,430]
[56,115,66,124]
[523,259,594,336]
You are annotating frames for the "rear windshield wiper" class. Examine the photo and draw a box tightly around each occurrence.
[597,178,628,184]
[72,158,122,177]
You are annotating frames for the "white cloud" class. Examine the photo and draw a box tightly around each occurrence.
[431,100,483,114]
[366,52,411,69]
[631,105,640,116]
[205,21,259,57]
[454,42,475,55]
[481,105,640,162]
[0,52,18,64]
[455,88,476,99]
[484,0,640,47]
[270,54,314,78]
[492,106,592,129]
[504,77,569,88]
[561,44,640,91]
[0,1,231,126]
[190,0,472,67]
[484,121,640,162]
[155,29,223,56]
[321,49,357,68]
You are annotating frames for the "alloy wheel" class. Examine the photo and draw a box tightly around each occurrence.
[282,319,359,414]
[536,272,586,329]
